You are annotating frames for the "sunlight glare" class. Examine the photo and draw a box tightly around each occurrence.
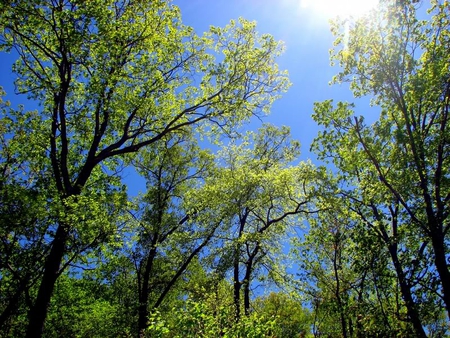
[300,0,379,19]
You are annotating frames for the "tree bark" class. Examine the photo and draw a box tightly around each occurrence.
[233,210,249,321]
[430,227,450,320]
[233,252,241,321]
[242,243,260,317]
[138,245,158,338]
[388,244,427,338]
[25,225,68,338]
[332,238,348,338]
[0,277,29,329]
[243,265,252,316]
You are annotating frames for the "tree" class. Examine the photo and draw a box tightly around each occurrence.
[129,133,215,337]
[0,96,51,335]
[295,194,424,337]
[311,0,450,335]
[203,124,322,320]
[43,274,125,338]
[253,292,312,338]
[0,1,289,336]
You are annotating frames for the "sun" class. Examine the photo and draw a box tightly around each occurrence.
[300,0,379,19]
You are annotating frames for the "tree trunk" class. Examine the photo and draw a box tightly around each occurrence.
[332,241,348,338]
[0,282,26,329]
[138,246,158,338]
[25,225,68,338]
[430,227,450,320]
[243,270,251,316]
[233,251,241,321]
[388,244,427,338]
[242,243,259,317]
[233,210,249,321]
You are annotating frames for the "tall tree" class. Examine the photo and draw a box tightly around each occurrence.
[253,292,312,338]
[0,1,289,336]
[205,124,322,320]
[295,195,425,337]
[129,133,215,337]
[311,0,450,334]
[0,97,51,335]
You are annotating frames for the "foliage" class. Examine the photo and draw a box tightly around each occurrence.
[146,297,277,338]
[307,0,450,336]
[44,275,125,338]
[253,292,312,338]
[0,0,289,335]
[3,0,449,336]
[193,124,323,319]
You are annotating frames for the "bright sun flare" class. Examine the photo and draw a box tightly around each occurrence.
[300,0,379,19]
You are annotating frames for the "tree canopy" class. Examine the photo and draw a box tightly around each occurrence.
[1,0,449,337]
[307,0,450,336]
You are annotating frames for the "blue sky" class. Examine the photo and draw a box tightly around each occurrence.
[174,0,373,161]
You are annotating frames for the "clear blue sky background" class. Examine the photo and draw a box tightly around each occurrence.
[173,0,372,161]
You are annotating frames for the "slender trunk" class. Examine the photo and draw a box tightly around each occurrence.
[233,210,249,321]
[373,272,392,333]
[367,202,426,337]
[348,317,353,338]
[332,242,347,338]
[152,229,216,310]
[233,250,241,321]
[243,283,250,317]
[430,228,450,320]
[0,267,37,328]
[25,225,68,338]
[312,298,320,338]
[138,246,158,338]
[388,244,427,338]
[0,279,28,329]
[243,243,260,316]
[355,275,365,338]
[243,266,251,316]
